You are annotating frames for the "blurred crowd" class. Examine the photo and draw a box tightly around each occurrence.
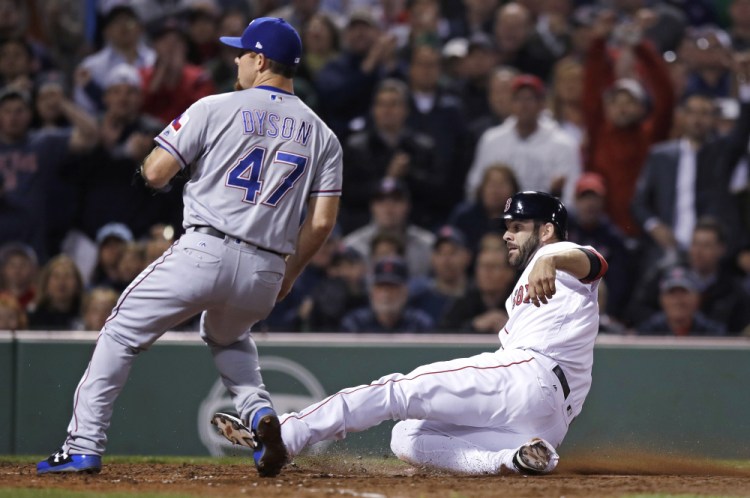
[1,0,750,336]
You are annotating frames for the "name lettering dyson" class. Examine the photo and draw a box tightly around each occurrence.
[241,110,313,146]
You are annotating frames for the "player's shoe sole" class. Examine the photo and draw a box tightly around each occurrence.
[211,412,256,449]
[512,438,558,475]
[37,449,102,475]
[251,408,288,478]
[211,410,289,478]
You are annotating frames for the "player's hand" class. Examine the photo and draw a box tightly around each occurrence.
[386,152,410,178]
[525,255,557,307]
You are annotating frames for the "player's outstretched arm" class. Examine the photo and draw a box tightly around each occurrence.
[526,248,608,307]
[140,146,182,190]
[277,195,340,302]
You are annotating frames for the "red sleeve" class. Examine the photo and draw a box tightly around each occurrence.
[582,37,615,170]
[635,40,675,144]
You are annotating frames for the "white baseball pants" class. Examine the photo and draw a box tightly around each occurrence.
[280,348,569,474]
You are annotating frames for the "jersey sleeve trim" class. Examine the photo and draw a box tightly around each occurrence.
[154,136,188,170]
[579,247,608,283]
[310,189,342,197]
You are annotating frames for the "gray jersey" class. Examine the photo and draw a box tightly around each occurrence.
[154,86,343,254]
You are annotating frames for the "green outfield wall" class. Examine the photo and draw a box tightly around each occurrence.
[2,332,749,459]
[0,333,13,454]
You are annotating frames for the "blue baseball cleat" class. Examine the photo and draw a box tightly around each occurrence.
[250,407,288,478]
[37,449,102,475]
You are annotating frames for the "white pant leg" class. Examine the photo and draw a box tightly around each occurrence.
[281,348,568,465]
[390,417,565,474]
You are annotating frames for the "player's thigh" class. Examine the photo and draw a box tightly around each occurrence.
[394,350,560,429]
[104,235,223,348]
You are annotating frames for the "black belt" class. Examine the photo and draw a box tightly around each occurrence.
[552,365,570,400]
[193,226,285,257]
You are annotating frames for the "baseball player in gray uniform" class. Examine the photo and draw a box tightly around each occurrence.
[214,191,608,475]
[38,18,342,478]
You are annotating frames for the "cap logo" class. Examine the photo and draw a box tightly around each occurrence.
[255,41,263,49]
[504,198,512,212]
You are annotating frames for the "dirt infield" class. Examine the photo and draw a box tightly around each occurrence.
[4,454,750,497]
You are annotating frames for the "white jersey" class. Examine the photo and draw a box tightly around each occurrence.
[502,241,602,417]
[155,86,343,254]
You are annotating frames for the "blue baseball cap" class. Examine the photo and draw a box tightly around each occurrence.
[219,17,302,67]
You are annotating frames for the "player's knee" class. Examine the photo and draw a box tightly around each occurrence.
[390,420,418,461]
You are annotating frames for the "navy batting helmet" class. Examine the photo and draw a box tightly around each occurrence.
[503,191,568,239]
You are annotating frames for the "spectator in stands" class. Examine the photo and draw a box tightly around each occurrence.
[140,17,215,124]
[401,0,448,54]
[636,265,725,336]
[114,242,146,291]
[343,178,435,278]
[268,0,326,32]
[631,58,750,258]
[466,74,581,206]
[583,10,674,236]
[410,225,472,325]
[342,79,440,230]
[466,66,518,152]
[0,242,37,311]
[449,164,519,255]
[549,57,584,146]
[0,37,36,92]
[261,224,344,331]
[454,33,497,123]
[0,173,39,255]
[144,223,175,263]
[369,230,407,265]
[303,13,340,77]
[493,2,559,80]
[90,223,133,290]
[183,3,221,66]
[75,63,182,240]
[407,43,468,218]
[0,291,26,330]
[730,0,750,51]
[341,256,433,333]
[688,218,750,334]
[611,0,687,53]
[627,218,750,332]
[205,9,246,94]
[682,26,734,98]
[28,254,83,330]
[446,0,497,39]
[0,87,98,260]
[533,0,573,62]
[32,71,70,130]
[316,10,401,139]
[292,245,368,332]
[567,173,632,321]
[440,246,514,333]
[295,12,340,105]
[74,5,155,113]
[77,286,119,331]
